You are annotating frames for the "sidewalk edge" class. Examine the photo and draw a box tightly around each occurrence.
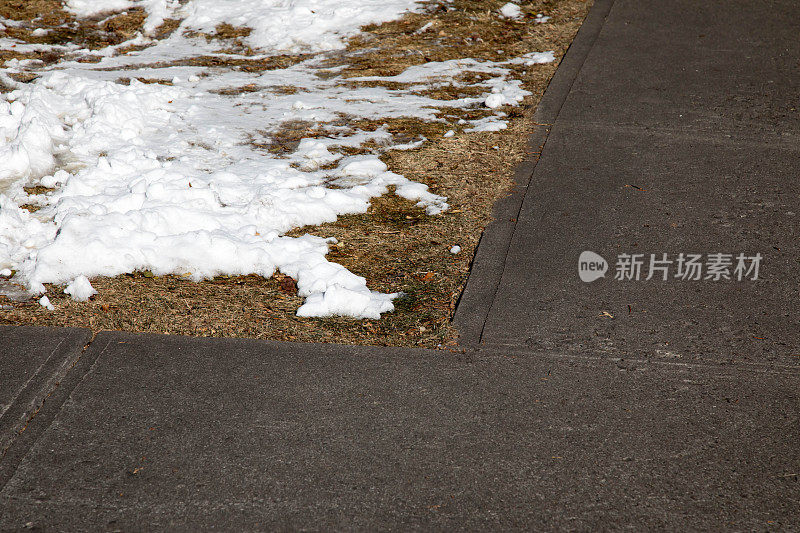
[452,0,615,346]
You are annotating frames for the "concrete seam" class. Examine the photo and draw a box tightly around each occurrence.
[0,333,108,493]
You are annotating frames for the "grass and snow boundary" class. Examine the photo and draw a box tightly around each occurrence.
[0,0,564,323]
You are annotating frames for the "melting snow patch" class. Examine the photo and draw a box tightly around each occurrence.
[64,275,97,301]
[415,21,434,34]
[506,51,556,66]
[65,0,135,17]
[0,71,449,317]
[177,0,420,53]
[499,2,522,19]
[485,93,505,108]
[465,117,508,132]
[38,295,54,310]
[0,0,552,319]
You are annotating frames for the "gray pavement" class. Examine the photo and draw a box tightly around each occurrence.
[2,332,798,530]
[461,0,800,364]
[480,122,800,363]
[2,0,799,529]
[0,327,89,483]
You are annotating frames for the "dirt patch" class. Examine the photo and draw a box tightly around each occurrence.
[0,0,593,347]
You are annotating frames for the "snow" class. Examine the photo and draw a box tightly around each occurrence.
[0,0,555,319]
[0,37,78,54]
[0,70,446,315]
[181,0,419,53]
[64,275,97,301]
[296,284,396,320]
[507,51,556,66]
[415,21,434,34]
[67,0,420,53]
[38,295,54,310]
[350,58,505,85]
[465,117,508,132]
[485,93,506,108]
[66,1,181,37]
[499,2,522,19]
[141,0,181,34]
[66,0,135,17]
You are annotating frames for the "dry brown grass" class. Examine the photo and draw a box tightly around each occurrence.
[0,0,593,347]
[0,0,172,73]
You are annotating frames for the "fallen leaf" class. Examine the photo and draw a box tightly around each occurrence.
[280,276,297,294]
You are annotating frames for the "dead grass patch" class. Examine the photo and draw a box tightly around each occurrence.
[211,83,262,95]
[252,120,321,155]
[1,0,593,347]
[0,0,153,69]
[0,0,64,21]
[97,53,312,73]
[183,23,254,54]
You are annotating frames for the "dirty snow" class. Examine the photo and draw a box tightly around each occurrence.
[499,2,522,19]
[0,0,554,318]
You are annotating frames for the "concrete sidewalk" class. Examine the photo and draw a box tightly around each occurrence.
[1,331,798,529]
[2,0,799,529]
[456,0,800,363]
